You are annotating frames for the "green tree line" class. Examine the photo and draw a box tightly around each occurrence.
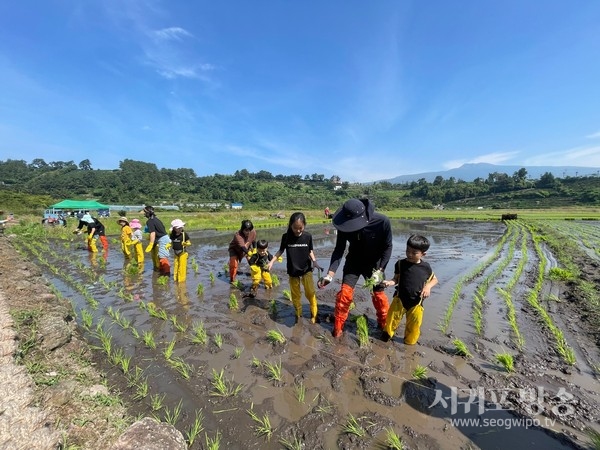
[1,158,599,213]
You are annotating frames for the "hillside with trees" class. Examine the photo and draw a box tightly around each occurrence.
[0,158,599,214]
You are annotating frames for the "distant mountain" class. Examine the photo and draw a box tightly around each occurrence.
[381,163,600,184]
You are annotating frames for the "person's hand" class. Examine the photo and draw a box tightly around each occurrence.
[165,242,172,250]
[318,274,332,289]
[371,269,384,285]
[313,262,323,271]
[145,243,154,253]
[182,240,191,247]
[130,239,138,245]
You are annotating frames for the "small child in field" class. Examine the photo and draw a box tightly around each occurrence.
[247,240,275,296]
[269,212,323,323]
[382,234,438,345]
[167,219,191,282]
[129,219,144,265]
[117,217,134,259]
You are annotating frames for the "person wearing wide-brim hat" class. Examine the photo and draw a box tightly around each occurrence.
[74,213,109,253]
[117,216,135,259]
[317,198,393,338]
[128,218,145,265]
[167,219,191,282]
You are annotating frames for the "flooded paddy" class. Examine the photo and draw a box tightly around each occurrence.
[25,220,600,449]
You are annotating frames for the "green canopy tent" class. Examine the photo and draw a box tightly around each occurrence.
[50,200,109,210]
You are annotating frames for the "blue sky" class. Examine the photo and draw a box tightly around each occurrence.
[1,1,600,182]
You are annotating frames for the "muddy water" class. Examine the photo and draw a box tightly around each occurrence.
[41,220,598,449]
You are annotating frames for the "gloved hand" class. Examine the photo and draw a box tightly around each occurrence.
[130,239,139,245]
[277,256,283,263]
[165,242,172,250]
[88,233,94,239]
[145,243,154,253]
[371,269,384,285]
[317,274,332,289]
[182,240,191,247]
[73,229,81,235]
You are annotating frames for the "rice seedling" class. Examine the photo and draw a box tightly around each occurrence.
[251,356,262,368]
[150,393,166,411]
[205,431,221,450]
[138,301,147,311]
[190,321,208,345]
[385,427,404,450]
[109,347,125,367]
[169,356,192,380]
[231,280,243,290]
[229,294,238,310]
[356,315,369,347]
[191,258,199,274]
[412,364,428,380]
[271,273,280,287]
[264,359,283,382]
[142,330,156,349]
[210,368,243,397]
[163,337,176,360]
[213,333,223,348]
[246,405,274,440]
[362,269,384,293]
[282,289,291,301]
[232,347,244,359]
[163,399,183,425]
[342,413,365,437]
[125,263,140,275]
[169,314,183,331]
[294,381,306,403]
[127,366,144,388]
[279,433,303,450]
[196,283,204,295]
[185,409,204,446]
[133,377,149,400]
[209,272,215,285]
[452,339,472,358]
[266,329,286,344]
[130,327,140,339]
[95,327,113,356]
[586,427,600,450]
[156,275,169,286]
[223,262,229,272]
[268,299,278,315]
[80,309,93,330]
[496,351,514,372]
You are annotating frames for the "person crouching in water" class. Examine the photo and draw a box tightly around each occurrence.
[129,218,144,266]
[75,213,108,253]
[117,216,134,259]
[141,205,170,275]
[269,212,323,323]
[168,219,191,282]
[247,240,275,297]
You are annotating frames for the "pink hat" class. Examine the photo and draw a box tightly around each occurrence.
[171,219,185,229]
[129,218,142,229]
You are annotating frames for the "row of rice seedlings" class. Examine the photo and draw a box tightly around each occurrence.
[246,404,274,441]
[526,224,577,365]
[471,223,518,335]
[229,294,239,310]
[355,315,370,347]
[190,321,208,345]
[440,225,510,333]
[210,368,243,397]
[266,329,286,344]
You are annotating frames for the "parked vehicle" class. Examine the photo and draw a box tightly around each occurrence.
[42,208,68,226]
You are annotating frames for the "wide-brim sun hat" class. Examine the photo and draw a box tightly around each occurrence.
[117,216,129,224]
[171,219,185,229]
[129,219,142,229]
[81,213,94,224]
[332,198,369,232]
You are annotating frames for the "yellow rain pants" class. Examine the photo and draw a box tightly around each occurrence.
[383,297,424,345]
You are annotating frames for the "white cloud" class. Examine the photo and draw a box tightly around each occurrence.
[524,146,600,167]
[586,131,600,139]
[443,151,519,170]
[153,27,192,41]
